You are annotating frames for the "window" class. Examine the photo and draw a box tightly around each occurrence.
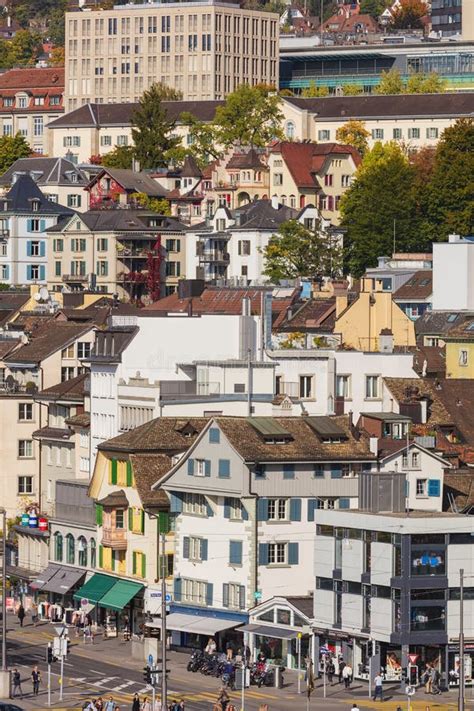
[181,578,207,605]
[61,367,75,381]
[268,498,288,521]
[268,542,286,564]
[18,476,33,495]
[324,174,333,187]
[183,492,207,516]
[285,121,295,140]
[318,130,330,141]
[218,459,230,478]
[411,451,420,468]
[372,128,384,140]
[416,478,427,496]
[66,533,75,564]
[53,238,63,252]
[225,582,245,609]
[115,510,124,529]
[336,375,350,399]
[365,375,379,399]
[55,261,62,277]
[229,498,243,520]
[185,536,206,562]
[19,403,33,421]
[90,538,96,568]
[299,375,313,399]
[283,464,295,480]
[209,427,220,443]
[33,117,43,137]
[67,194,82,208]
[393,128,402,140]
[29,219,41,232]
[459,349,468,366]
[314,464,325,478]
[62,344,74,359]
[30,241,40,257]
[78,536,88,567]
[426,127,439,139]
[77,342,91,359]
[273,173,283,186]
[17,96,28,108]
[238,240,251,256]
[18,440,33,458]
[117,135,128,146]
[100,135,112,146]
[341,175,351,188]
[97,260,108,277]
[54,532,63,562]
[408,127,420,139]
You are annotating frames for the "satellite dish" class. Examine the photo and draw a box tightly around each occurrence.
[39,286,50,301]
[33,292,41,302]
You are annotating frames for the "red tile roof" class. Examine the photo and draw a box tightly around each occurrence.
[270,142,361,189]
[0,67,64,91]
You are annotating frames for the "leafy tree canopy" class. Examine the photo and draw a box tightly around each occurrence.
[101,145,135,169]
[130,192,170,216]
[376,68,446,95]
[0,133,30,174]
[391,0,426,28]
[262,219,343,281]
[376,69,405,95]
[360,0,391,17]
[131,83,183,170]
[336,120,370,155]
[301,83,330,98]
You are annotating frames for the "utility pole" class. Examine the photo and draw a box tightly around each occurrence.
[459,568,465,711]
[160,515,168,711]
[1,507,7,672]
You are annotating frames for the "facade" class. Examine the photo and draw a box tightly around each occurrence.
[86,168,168,210]
[432,234,474,311]
[0,67,64,154]
[0,157,89,212]
[65,1,279,110]
[313,509,474,687]
[431,0,462,36]
[0,175,73,287]
[393,270,433,321]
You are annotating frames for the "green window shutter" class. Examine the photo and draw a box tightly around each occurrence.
[141,553,146,579]
[96,504,103,526]
[132,551,137,575]
[126,460,133,486]
[141,510,145,534]
[110,459,118,484]
[98,545,103,568]
[112,552,116,571]
[128,507,133,530]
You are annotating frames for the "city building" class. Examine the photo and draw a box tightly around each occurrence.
[86,168,168,210]
[0,175,74,287]
[365,253,433,294]
[392,271,433,321]
[0,67,64,154]
[64,1,279,110]
[432,234,474,311]
[0,157,88,212]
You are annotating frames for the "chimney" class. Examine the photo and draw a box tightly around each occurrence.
[242,296,251,316]
[271,195,279,211]
[420,397,428,424]
[369,437,379,456]
[335,294,348,318]
[448,233,461,243]
[361,277,374,293]
[379,329,394,354]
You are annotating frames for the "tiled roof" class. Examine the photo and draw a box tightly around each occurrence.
[279,297,336,332]
[98,417,209,452]
[4,322,93,365]
[65,411,90,428]
[443,470,474,512]
[0,337,20,357]
[393,271,432,300]
[89,168,168,198]
[232,199,299,230]
[32,426,73,441]
[226,149,266,171]
[322,12,379,32]
[415,310,465,337]
[180,154,202,178]
[130,453,171,506]
[36,372,88,402]
[216,415,374,462]
[4,175,74,215]
[412,345,446,377]
[52,210,186,234]
[0,67,64,91]
[286,596,313,619]
[442,314,474,340]
[383,377,453,426]
[285,93,474,120]
[270,142,361,189]
[48,99,223,129]
[0,157,87,187]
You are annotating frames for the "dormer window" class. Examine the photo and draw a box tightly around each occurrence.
[17,95,28,108]
[70,173,78,183]
[3,98,14,108]
[32,199,40,213]
[34,97,45,106]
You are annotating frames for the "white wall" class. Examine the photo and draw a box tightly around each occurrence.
[268,350,336,415]
[313,588,334,626]
[369,541,393,586]
[341,593,363,634]
[432,238,474,311]
[342,538,363,582]
[370,597,392,642]
[314,535,334,579]
[379,447,446,512]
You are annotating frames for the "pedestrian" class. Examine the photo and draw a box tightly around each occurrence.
[88,701,98,711]
[177,701,185,711]
[351,704,359,711]
[12,668,23,699]
[373,671,383,701]
[31,665,41,696]
[132,693,140,711]
[343,663,353,689]
[243,644,251,664]
[430,666,440,695]
[338,657,345,684]
[205,637,216,655]
[217,686,229,711]
[105,696,115,711]
[225,640,234,661]
[141,696,151,711]
[327,659,335,684]
[96,697,104,711]
[31,602,39,627]
[424,664,432,694]
[17,603,26,627]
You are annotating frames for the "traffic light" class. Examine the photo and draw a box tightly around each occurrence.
[143,666,151,684]
[47,644,56,664]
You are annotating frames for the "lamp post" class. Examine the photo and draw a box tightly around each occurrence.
[1,507,7,672]
[459,568,464,711]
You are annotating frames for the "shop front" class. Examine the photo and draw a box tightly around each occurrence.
[164,604,248,652]
[241,597,314,669]
[74,573,144,637]
[31,564,86,623]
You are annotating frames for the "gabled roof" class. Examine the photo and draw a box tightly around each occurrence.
[232,198,299,230]
[130,453,171,507]
[0,157,87,187]
[226,149,267,171]
[270,142,361,189]
[180,154,202,178]
[49,209,186,234]
[415,310,465,337]
[88,168,168,198]
[393,270,432,300]
[98,417,209,453]
[3,175,74,215]
[4,322,93,365]
[279,297,336,332]
[0,67,64,91]
[35,372,88,402]
[47,100,223,129]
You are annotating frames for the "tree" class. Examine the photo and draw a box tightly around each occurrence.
[375,69,404,95]
[180,112,223,162]
[341,83,364,96]
[406,72,447,94]
[131,83,183,170]
[213,84,284,150]
[424,119,474,240]
[130,192,170,216]
[391,0,426,28]
[336,120,370,155]
[6,30,42,66]
[301,83,330,98]
[360,0,390,17]
[0,133,30,174]
[49,46,65,66]
[262,219,343,281]
[101,145,134,169]
[340,142,421,276]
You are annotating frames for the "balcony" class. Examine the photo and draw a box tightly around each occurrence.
[62,274,87,283]
[199,251,230,265]
[102,526,127,550]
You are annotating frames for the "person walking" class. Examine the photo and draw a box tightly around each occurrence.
[17,603,26,627]
[373,671,383,701]
[343,663,353,689]
[105,696,115,711]
[338,657,346,684]
[31,602,39,627]
[327,658,335,684]
[424,664,433,694]
[31,665,41,696]
[12,668,23,699]
[132,694,140,711]
[141,696,151,711]
[351,705,359,711]
[217,687,229,711]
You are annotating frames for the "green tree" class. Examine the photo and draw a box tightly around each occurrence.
[341,83,364,96]
[130,192,170,216]
[0,133,30,174]
[213,84,284,149]
[301,83,330,98]
[340,142,421,276]
[360,0,390,16]
[336,120,370,155]
[101,145,135,169]
[406,72,447,94]
[7,30,42,66]
[49,46,65,66]
[424,119,474,240]
[375,69,404,95]
[180,112,223,162]
[131,83,183,170]
[262,219,343,281]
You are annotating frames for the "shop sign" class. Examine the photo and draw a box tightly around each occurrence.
[145,586,172,615]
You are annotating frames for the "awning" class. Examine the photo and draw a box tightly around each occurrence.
[73,573,117,604]
[165,612,243,636]
[42,567,85,595]
[98,580,144,612]
[30,563,61,590]
[239,624,299,640]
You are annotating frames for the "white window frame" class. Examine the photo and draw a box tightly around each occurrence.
[459,349,468,366]
[18,475,33,495]
[365,375,380,399]
[416,478,427,497]
[268,498,288,521]
[228,583,242,609]
[189,536,203,562]
[336,374,351,399]
[18,439,33,458]
[299,374,313,399]
[268,542,287,565]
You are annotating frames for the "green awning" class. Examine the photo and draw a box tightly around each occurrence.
[98,579,144,611]
[73,573,117,604]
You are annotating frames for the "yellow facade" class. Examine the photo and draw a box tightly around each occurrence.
[445,341,474,379]
[335,278,416,351]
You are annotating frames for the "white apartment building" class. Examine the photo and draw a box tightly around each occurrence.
[65,0,279,110]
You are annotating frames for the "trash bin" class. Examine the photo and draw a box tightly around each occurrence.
[274,666,282,688]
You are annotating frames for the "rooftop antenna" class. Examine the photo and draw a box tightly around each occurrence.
[393,219,396,255]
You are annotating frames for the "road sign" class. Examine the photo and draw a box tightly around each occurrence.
[320,646,330,655]
[408,654,419,665]
[405,685,415,696]
[148,654,154,666]
[254,591,262,600]
[81,598,89,608]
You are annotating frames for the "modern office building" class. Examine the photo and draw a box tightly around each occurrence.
[65,0,279,111]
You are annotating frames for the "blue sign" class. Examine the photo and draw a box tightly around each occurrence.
[148,654,154,666]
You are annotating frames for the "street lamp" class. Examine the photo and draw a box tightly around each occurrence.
[0,507,7,672]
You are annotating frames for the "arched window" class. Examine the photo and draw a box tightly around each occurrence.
[90,538,96,569]
[77,536,88,567]
[285,121,296,140]
[281,195,287,206]
[290,194,296,208]
[54,532,63,562]
[65,533,75,565]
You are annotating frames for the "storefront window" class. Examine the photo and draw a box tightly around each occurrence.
[293,613,306,627]
[255,635,283,663]
[411,550,445,575]
[412,534,445,544]
[411,606,446,631]
[54,532,63,562]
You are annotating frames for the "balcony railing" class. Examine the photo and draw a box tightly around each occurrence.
[199,252,230,264]
[102,526,127,550]
[62,274,86,283]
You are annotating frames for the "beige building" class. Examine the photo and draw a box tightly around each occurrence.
[65,0,279,111]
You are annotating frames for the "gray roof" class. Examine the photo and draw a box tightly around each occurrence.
[188,199,299,233]
[360,412,412,422]
[0,157,87,187]
[415,310,466,337]
[3,175,74,216]
[48,209,186,234]
[90,168,168,198]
